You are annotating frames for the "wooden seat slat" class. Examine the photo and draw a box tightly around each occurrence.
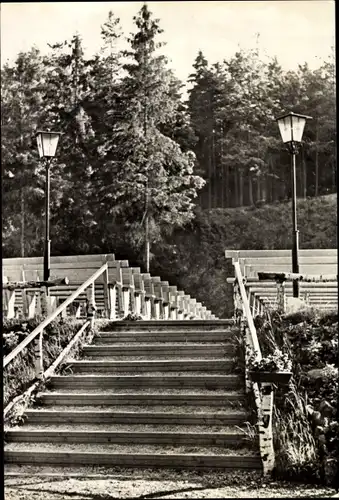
[247,264,337,274]
[3,253,115,265]
[225,249,336,258]
[242,256,337,265]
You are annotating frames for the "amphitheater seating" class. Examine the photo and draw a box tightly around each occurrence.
[225,249,337,312]
[3,254,214,320]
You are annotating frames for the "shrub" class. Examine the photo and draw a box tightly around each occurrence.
[254,309,338,486]
[273,384,320,483]
[3,317,87,409]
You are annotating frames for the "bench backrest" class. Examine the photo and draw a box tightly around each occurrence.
[225,249,337,278]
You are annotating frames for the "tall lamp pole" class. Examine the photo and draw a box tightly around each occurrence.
[276,112,312,298]
[36,131,61,282]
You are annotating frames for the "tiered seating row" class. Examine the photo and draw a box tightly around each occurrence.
[225,249,337,313]
[3,254,216,320]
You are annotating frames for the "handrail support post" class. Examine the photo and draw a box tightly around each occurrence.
[34,330,44,380]
[258,382,275,475]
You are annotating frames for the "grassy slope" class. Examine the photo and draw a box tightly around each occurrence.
[153,194,337,318]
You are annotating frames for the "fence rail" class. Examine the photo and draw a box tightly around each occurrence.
[4,263,108,369]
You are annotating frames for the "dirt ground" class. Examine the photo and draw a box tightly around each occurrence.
[4,467,338,499]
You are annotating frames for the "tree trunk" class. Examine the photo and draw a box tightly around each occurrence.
[249,175,254,206]
[315,124,319,197]
[208,140,212,210]
[256,176,261,203]
[225,163,229,208]
[220,127,224,209]
[262,175,267,203]
[212,129,216,208]
[332,160,336,192]
[302,146,307,199]
[239,169,244,207]
[20,188,25,257]
[233,167,238,207]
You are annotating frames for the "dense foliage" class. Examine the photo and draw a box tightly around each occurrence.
[254,309,338,487]
[151,193,336,318]
[188,47,336,209]
[2,4,335,269]
[2,5,204,265]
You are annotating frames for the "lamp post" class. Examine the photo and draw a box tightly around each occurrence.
[275,112,312,298]
[36,130,61,283]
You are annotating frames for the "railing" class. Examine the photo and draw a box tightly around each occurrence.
[4,263,107,370]
[3,258,216,321]
[257,272,338,313]
[4,258,218,421]
[225,248,338,313]
[230,253,338,476]
[3,263,108,420]
[232,259,275,476]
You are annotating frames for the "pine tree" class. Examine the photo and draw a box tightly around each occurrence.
[40,34,99,254]
[2,48,47,257]
[96,4,205,270]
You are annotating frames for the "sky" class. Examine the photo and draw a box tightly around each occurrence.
[1,1,335,87]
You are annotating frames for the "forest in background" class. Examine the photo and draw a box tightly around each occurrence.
[2,5,336,271]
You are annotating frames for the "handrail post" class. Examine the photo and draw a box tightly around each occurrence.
[103,264,110,318]
[258,382,275,475]
[233,281,243,324]
[276,279,286,313]
[34,331,44,380]
[4,288,16,319]
[86,282,97,328]
[144,298,151,319]
[108,284,116,320]
[134,293,141,316]
[122,287,130,317]
[40,287,49,317]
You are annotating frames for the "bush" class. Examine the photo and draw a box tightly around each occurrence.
[273,385,320,484]
[254,309,338,486]
[3,317,87,409]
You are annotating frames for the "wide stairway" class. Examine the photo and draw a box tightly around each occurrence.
[5,320,261,471]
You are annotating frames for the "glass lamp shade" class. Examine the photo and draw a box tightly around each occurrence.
[36,131,61,158]
[276,112,311,144]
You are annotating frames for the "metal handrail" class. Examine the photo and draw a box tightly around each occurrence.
[4,262,108,368]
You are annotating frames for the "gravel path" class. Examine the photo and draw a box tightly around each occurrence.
[4,469,337,499]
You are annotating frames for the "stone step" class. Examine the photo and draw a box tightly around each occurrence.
[69,359,233,373]
[5,429,251,447]
[93,331,235,343]
[24,409,248,425]
[38,392,244,406]
[49,374,243,389]
[5,446,261,470]
[83,344,234,358]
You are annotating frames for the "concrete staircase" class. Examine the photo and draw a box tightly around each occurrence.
[5,320,261,471]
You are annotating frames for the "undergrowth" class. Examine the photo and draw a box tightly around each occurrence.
[252,308,338,487]
[3,317,88,410]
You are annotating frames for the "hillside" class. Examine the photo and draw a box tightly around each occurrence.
[152,194,337,318]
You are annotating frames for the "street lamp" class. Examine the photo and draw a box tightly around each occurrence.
[275,111,312,298]
[36,130,61,282]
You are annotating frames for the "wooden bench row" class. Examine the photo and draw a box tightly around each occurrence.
[226,249,338,314]
[3,255,216,321]
[225,249,337,278]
